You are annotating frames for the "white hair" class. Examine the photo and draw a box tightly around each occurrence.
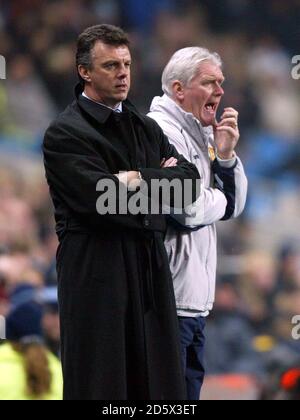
[162,47,222,97]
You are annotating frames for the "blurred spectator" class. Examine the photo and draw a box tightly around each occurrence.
[205,281,263,375]
[120,0,175,34]
[0,301,62,400]
[247,37,300,137]
[276,243,300,292]
[42,303,60,358]
[39,287,60,357]
[261,362,300,400]
[0,54,56,146]
[240,251,277,333]
[279,366,300,400]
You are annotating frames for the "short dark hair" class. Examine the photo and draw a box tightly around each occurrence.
[76,24,130,83]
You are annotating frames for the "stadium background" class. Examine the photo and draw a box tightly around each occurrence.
[0,0,300,400]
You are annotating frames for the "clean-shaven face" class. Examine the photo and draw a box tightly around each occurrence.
[181,61,225,126]
[83,41,131,107]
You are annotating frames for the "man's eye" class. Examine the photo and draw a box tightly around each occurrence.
[105,63,116,69]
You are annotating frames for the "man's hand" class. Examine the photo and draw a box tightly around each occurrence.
[160,157,178,168]
[214,107,240,160]
[115,157,178,190]
[115,171,140,190]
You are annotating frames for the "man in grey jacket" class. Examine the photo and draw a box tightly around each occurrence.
[148,47,248,400]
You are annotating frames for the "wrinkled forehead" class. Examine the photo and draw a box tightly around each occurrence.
[91,41,131,62]
[197,60,224,80]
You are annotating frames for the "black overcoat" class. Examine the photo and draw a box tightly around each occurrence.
[43,84,200,400]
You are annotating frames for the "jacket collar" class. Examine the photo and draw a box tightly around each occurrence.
[75,83,145,125]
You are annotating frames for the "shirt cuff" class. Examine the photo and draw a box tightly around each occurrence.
[216,152,237,169]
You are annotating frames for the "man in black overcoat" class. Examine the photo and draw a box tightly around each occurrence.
[43,24,200,400]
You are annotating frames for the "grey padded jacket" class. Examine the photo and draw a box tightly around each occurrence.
[148,94,248,314]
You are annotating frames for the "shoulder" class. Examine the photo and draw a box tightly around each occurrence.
[43,102,87,149]
[46,351,63,399]
[133,111,167,143]
[45,102,81,135]
[0,343,20,360]
[143,114,164,133]
[47,351,62,373]
[125,99,164,136]
[148,111,184,143]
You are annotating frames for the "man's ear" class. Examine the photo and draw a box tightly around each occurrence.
[78,65,91,83]
[172,81,185,102]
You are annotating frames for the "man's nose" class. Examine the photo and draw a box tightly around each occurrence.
[117,64,129,78]
[215,83,224,96]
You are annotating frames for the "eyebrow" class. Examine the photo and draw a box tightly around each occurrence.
[101,59,131,66]
[202,75,225,83]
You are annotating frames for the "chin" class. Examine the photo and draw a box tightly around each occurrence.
[201,119,213,127]
[201,115,215,127]
[116,93,128,102]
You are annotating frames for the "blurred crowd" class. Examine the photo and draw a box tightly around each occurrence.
[0,0,300,400]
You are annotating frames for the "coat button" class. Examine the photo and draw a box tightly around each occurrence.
[144,219,150,227]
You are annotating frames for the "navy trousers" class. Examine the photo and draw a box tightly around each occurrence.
[178,316,206,400]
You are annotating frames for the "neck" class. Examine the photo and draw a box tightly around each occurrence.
[169,95,194,117]
[170,95,190,115]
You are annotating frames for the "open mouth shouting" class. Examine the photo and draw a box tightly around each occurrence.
[204,102,218,115]
[201,100,220,126]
